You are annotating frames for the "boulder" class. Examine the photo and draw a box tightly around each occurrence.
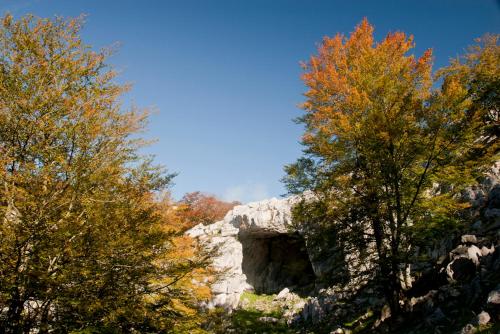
[446,245,485,282]
[475,311,490,326]
[487,288,500,305]
[482,287,500,325]
[275,288,290,300]
[460,324,477,334]
[461,235,478,244]
[480,245,495,257]
[486,287,500,321]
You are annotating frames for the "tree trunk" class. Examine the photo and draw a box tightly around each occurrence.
[38,301,51,334]
[372,216,402,319]
[3,288,24,334]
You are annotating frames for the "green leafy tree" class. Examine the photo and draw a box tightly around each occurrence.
[284,19,498,315]
[0,14,209,333]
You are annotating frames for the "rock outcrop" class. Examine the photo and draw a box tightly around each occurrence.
[191,162,500,332]
[187,196,316,308]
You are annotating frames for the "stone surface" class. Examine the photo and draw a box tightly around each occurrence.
[461,235,478,244]
[446,244,487,282]
[476,311,490,326]
[276,288,290,300]
[187,196,313,307]
[380,304,391,322]
[480,245,495,256]
[460,324,477,334]
[487,288,500,305]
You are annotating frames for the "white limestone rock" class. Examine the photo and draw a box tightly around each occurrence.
[186,196,302,308]
[476,311,490,326]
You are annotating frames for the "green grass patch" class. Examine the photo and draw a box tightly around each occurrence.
[240,291,275,304]
[228,291,299,333]
[240,291,278,312]
[229,309,294,333]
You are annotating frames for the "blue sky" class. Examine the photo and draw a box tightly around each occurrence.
[2,0,499,203]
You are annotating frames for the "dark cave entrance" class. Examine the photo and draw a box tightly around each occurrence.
[240,233,316,296]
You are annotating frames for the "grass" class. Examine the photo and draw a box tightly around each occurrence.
[343,309,375,333]
[240,291,277,311]
[229,308,295,333]
[226,291,297,333]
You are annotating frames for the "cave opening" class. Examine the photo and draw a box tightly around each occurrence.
[240,233,316,296]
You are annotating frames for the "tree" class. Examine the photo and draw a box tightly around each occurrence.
[146,194,214,333]
[436,34,499,159]
[283,19,498,316]
[179,191,239,227]
[0,14,209,332]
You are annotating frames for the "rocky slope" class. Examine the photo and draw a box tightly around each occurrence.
[189,163,500,332]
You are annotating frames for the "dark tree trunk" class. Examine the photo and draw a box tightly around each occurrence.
[3,288,24,334]
[372,216,402,319]
[38,302,51,334]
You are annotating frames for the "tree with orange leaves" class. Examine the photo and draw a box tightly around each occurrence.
[284,19,497,316]
[180,192,240,227]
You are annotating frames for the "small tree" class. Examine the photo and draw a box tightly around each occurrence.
[179,191,240,226]
[284,19,498,315]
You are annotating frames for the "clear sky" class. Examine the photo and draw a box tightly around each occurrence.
[2,0,499,203]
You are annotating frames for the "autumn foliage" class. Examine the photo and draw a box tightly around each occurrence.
[0,11,497,333]
[179,191,240,227]
[0,14,210,333]
[285,18,498,315]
